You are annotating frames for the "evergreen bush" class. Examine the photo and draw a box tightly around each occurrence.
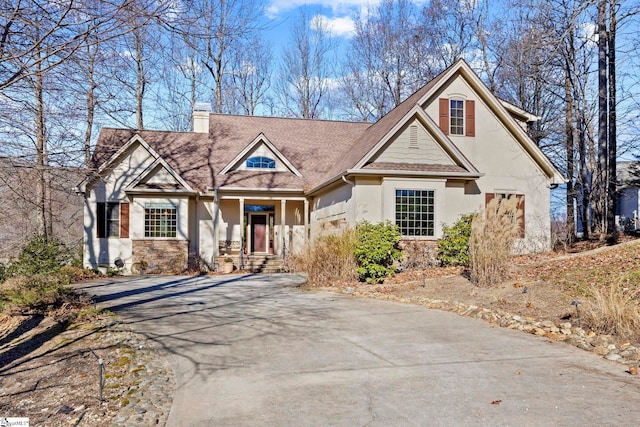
[437,214,474,266]
[354,221,402,284]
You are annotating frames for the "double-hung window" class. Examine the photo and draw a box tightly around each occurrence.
[144,203,177,238]
[395,189,435,237]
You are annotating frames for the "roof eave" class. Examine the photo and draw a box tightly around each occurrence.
[306,168,482,196]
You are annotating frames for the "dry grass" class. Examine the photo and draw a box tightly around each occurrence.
[583,285,640,342]
[469,197,521,287]
[289,230,358,287]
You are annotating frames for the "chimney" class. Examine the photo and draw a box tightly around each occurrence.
[193,102,211,133]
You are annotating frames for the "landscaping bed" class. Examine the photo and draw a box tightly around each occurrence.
[308,238,640,369]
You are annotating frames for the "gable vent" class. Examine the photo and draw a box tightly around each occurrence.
[409,125,418,148]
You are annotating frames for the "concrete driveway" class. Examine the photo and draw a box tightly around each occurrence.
[79,274,640,426]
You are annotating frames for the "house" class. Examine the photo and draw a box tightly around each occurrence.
[616,161,640,231]
[79,60,565,274]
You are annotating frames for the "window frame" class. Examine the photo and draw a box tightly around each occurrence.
[450,99,464,136]
[246,156,276,169]
[144,203,178,238]
[394,189,436,238]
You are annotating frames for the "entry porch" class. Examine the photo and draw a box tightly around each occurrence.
[216,195,309,258]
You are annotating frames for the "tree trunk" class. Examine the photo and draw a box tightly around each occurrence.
[84,45,96,167]
[565,66,576,241]
[607,0,617,234]
[35,39,47,238]
[135,28,145,129]
[596,0,608,237]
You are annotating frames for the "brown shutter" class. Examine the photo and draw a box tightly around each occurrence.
[466,100,475,137]
[439,98,449,135]
[485,192,495,206]
[97,202,106,238]
[120,202,130,238]
[517,194,525,238]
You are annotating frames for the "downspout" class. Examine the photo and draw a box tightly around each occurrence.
[341,175,355,186]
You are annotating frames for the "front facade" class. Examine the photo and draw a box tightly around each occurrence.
[79,60,565,273]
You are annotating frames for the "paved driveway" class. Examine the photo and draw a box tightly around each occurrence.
[79,274,640,426]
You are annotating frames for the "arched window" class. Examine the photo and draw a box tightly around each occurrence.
[246,156,276,169]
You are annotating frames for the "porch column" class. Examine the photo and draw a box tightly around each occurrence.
[239,198,244,251]
[304,199,309,243]
[280,199,286,255]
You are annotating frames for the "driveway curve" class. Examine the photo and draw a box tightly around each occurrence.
[79,274,640,426]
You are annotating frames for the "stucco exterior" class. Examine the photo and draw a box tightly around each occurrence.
[81,59,563,273]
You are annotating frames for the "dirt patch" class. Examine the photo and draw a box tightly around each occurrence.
[0,311,172,426]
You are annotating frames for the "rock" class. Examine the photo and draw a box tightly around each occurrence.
[135,406,147,414]
[512,315,522,322]
[549,326,560,333]
[562,322,572,329]
[605,353,622,362]
[541,320,555,328]
[594,346,609,356]
[607,344,616,351]
[533,328,547,336]
[560,328,572,335]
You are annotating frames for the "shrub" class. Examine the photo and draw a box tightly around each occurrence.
[469,197,521,287]
[0,274,74,313]
[289,230,358,286]
[583,285,640,342]
[354,221,402,284]
[437,214,474,266]
[6,234,74,278]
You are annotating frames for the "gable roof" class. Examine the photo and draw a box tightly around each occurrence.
[219,132,302,176]
[90,59,564,194]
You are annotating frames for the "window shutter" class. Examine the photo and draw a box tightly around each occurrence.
[97,202,106,238]
[466,100,475,137]
[439,98,449,135]
[485,193,495,206]
[120,202,130,238]
[517,194,525,238]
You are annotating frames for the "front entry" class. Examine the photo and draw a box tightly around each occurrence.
[250,214,268,253]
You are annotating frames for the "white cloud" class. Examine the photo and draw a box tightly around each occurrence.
[267,0,373,16]
[311,14,356,38]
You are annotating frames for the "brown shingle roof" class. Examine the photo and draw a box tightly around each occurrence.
[91,62,463,193]
[362,162,469,174]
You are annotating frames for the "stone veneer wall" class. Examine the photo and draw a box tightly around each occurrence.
[132,239,188,274]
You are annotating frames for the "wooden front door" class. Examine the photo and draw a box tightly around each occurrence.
[251,214,267,253]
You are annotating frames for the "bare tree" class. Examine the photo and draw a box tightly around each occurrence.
[276,8,335,119]
[229,36,272,115]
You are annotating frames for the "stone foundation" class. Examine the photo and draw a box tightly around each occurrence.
[132,239,188,274]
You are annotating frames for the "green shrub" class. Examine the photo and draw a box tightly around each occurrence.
[6,234,73,278]
[437,214,474,266]
[354,221,402,284]
[0,274,74,312]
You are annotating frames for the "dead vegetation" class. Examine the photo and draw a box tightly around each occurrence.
[308,237,640,344]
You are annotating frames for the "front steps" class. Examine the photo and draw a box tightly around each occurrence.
[216,254,285,273]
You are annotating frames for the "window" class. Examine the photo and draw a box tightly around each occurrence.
[450,99,464,135]
[246,156,275,169]
[439,98,475,136]
[145,203,177,237]
[395,189,435,237]
[97,202,128,238]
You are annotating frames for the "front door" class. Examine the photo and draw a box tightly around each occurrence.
[251,214,267,253]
